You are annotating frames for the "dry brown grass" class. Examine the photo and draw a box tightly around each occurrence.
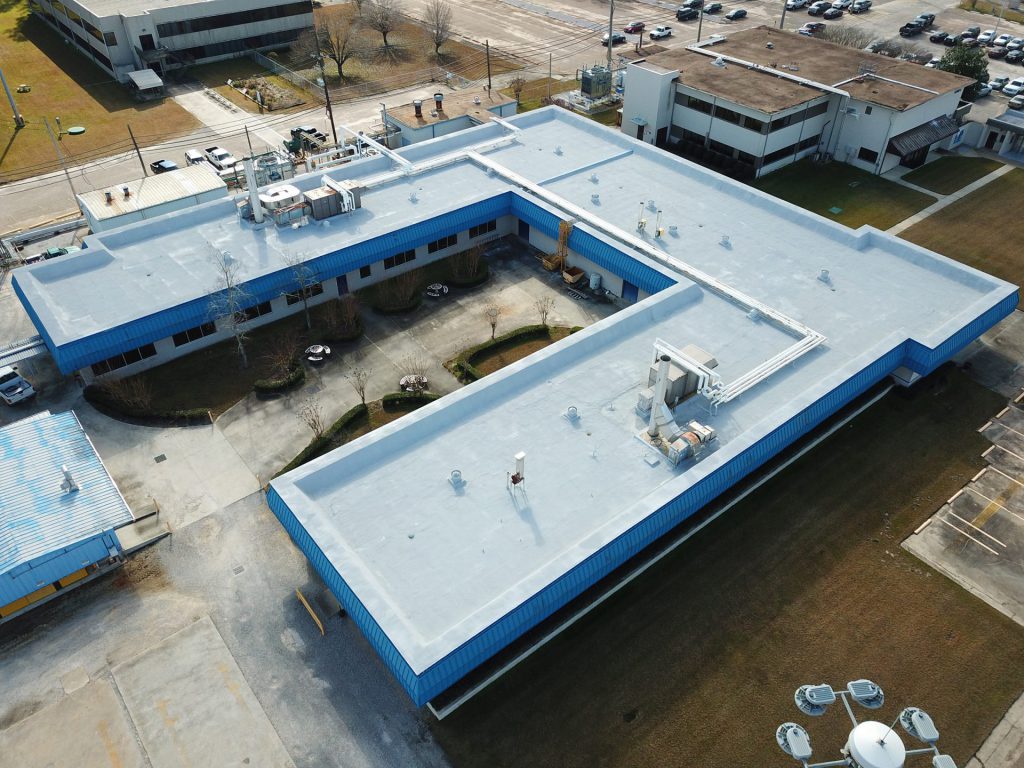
[434,366,1024,768]
[190,59,310,114]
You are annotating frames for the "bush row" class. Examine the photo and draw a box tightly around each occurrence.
[277,402,369,477]
[381,391,440,408]
[83,385,211,426]
[451,324,554,382]
[253,362,305,394]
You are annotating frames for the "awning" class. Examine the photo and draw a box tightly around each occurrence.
[127,69,163,90]
[887,115,958,156]
[987,109,1024,134]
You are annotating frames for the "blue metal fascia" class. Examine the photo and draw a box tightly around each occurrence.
[10,276,59,362]
[566,227,676,295]
[0,533,111,605]
[509,194,563,240]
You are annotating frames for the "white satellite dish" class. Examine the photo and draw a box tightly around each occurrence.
[776,722,813,761]
[847,679,885,709]
[795,684,835,716]
[900,707,939,744]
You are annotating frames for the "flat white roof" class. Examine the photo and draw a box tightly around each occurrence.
[76,165,226,224]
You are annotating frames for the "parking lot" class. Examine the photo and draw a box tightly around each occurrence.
[904,393,1024,626]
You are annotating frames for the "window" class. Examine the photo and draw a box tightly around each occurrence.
[468,220,497,238]
[713,106,741,125]
[857,147,879,163]
[805,102,828,120]
[359,265,372,279]
[769,101,828,133]
[172,322,216,347]
[682,128,704,144]
[90,343,157,375]
[176,29,302,60]
[798,134,820,151]
[742,116,767,134]
[686,95,713,114]
[237,301,272,323]
[285,282,324,305]
[864,106,873,115]
[156,1,310,37]
[103,31,117,46]
[708,139,735,156]
[383,249,416,270]
[427,234,458,254]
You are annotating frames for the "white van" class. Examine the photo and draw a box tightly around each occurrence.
[184,149,205,166]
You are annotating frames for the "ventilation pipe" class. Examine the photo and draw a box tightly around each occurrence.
[434,92,444,112]
[414,99,423,118]
[121,184,130,198]
[60,464,79,493]
[510,451,526,485]
[243,158,264,224]
[104,190,113,204]
[648,355,671,437]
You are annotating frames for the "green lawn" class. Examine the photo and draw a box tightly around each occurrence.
[0,2,198,183]
[901,168,1024,303]
[753,159,936,230]
[901,156,1003,195]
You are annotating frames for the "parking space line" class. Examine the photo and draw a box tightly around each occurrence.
[1015,391,1024,404]
[994,421,1024,442]
[989,465,1024,489]
[947,489,963,505]
[963,486,1024,526]
[971,467,988,483]
[983,445,995,458]
[979,420,993,433]
[940,519,999,556]
[994,443,1024,463]
[945,510,1006,547]
[997,407,1010,419]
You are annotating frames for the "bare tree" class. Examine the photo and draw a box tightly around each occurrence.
[298,396,327,440]
[425,0,453,57]
[261,328,300,378]
[209,250,251,369]
[375,268,420,308]
[365,0,402,49]
[282,251,321,331]
[346,366,371,405]
[484,304,502,340]
[309,15,363,80]
[817,26,875,50]
[319,295,362,339]
[98,376,153,412]
[509,75,528,105]
[534,296,554,326]
[450,244,482,282]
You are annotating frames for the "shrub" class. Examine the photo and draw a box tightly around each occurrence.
[374,269,422,311]
[253,361,305,393]
[449,260,490,289]
[315,296,363,342]
[453,324,553,382]
[83,384,210,426]
[277,402,369,476]
[382,391,440,408]
[449,245,483,283]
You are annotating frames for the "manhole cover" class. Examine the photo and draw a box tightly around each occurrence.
[232,565,245,576]
[828,206,843,215]
[154,454,167,463]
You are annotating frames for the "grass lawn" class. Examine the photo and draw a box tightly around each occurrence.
[501,77,579,112]
[190,59,309,115]
[434,366,1024,768]
[0,3,199,183]
[471,326,571,375]
[901,168,1024,305]
[753,159,936,230]
[901,156,1003,195]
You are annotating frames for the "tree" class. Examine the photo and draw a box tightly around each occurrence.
[298,396,326,440]
[450,245,482,282]
[365,0,401,49]
[312,15,362,80]
[817,26,874,50]
[346,366,370,405]
[425,0,453,58]
[484,304,502,339]
[262,328,300,379]
[282,252,321,331]
[939,45,989,101]
[534,296,554,326]
[509,75,528,105]
[209,250,251,369]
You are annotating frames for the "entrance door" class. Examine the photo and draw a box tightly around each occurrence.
[517,220,529,241]
[985,130,1000,150]
[636,123,644,141]
[336,275,349,295]
[656,126,668,146]
[139,33,155,51]
[622,280,639,304]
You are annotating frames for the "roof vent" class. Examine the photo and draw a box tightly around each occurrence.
[668,225,678,236]
[554,145,563,155]
[720,234,731,248]
[473,96,481,105]
[591,193,600,204]
[410,190,418,203]
[565,405,580,422]
[711,56,726,68]
[413,99,423,117]
[104,190,113,204]
[60,464,79,494]
[449,469,466,490]
[121,184,130,198]
[590,173,599,183]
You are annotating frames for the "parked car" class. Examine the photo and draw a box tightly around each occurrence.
[679,0,703,7]
[184,148,205,166]
[929,31,949,43]
[914,13,935,27]
[977,29,996,44]
[799,21,826,35]
[823,7,843,19]
[1007,37,1024,51]
[899,21,923,36]
[963,25,981,37]
[150,159,179,174]
[623,20,645,33]
[676,7,699,20]
[993,33,1013,47]
[203,146,237,170]
[703,3,723,12]
[807,1,831,15]
[0,366,35,406]
[924,57,941,68]
[725,8,747,20]
[832,0,852,8]
[24,245,80,265]
[991,76,1011,90]
[989,46,1008,59]
[1007,50,1024,63]
[601,30,626,45]
[786,0,807,9]
[943,34,959,46]
[1003,77,1024,96]
[850,0,871,13]
[976,83,993,97]
[1009,94,1024,109]
[649,24,673,38]
[960,36,980,48]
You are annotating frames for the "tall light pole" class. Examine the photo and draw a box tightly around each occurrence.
[606,0,614,71]
[316,55,338,146]
[0,65,25,128]
[44,118,83,214]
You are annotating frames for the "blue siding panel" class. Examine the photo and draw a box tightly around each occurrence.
[0,532,113,605]
[566,228,676,296]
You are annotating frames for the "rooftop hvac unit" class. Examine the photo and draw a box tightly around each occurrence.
[581,65,611,99]
[258,183,302,211]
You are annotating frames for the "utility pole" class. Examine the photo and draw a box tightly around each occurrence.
[127,124,147,176]
[485,40,492,90]
[0,65,25,128]
[697,5,705,42]
[316,56,338,145]
[780,0,788,30]
[44,118,80,213]
[606,0,614,70]
[548,53,552,101]
[244,125,254,155]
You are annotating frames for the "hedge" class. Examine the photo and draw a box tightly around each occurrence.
[253,362,305,394]
[83,385,211,426]
[382,391,440,408]
[452,324,554,382]
[277,402,369,476]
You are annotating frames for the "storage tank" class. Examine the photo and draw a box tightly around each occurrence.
[589,272,602,290]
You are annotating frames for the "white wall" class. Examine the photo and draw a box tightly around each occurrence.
[621,62,678,143]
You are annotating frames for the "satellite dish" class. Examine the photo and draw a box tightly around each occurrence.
[931,754,957,768]
[847,679,885,709]
[900,707,939,744]
[795,684,835,716]
[776,722,813,761]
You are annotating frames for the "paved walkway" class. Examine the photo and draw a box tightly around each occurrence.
[966,690,1024,768]
[887,163,1015,236]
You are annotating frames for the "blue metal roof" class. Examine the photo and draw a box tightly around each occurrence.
[0,410,133,575]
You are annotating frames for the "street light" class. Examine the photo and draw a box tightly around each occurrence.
[44,118,85,213]
[776,679,960,768]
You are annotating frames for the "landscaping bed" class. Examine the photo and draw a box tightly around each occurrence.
[450,325,573,382]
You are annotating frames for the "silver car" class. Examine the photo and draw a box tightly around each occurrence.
[0,366,36,405]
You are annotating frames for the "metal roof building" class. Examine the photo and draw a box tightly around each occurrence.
[0,411,133,612]
[9,109,1017,703]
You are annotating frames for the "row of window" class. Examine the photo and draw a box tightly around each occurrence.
[172,322,216,348]
[176,29,302,61]
[763,133,821,166]
[857,147,879,164]
[427,234,458,254]
[34,8,114,70]
[156,2,311,37]
[285,282,324,305]
[468,219,497,238]
[678,92,828,135]
[674,125,820,168]
[238,300,273,323]
[384,249,416,270]
[45,0,115,45]
[90,343,157,376]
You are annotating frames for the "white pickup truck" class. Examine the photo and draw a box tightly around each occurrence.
[650,25,673,39]
[204,146,238,171]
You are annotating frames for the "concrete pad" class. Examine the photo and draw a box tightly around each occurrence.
[966,691,1024,768]
[0,679,146,768]
[115,515,172,554]
[112,616,295,768]
[60,666,90,695]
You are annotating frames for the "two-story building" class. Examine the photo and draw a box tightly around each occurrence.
[621,26,972,178]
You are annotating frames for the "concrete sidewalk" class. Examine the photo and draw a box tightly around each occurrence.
[887,164,1014,236]
[966,690,1024,768]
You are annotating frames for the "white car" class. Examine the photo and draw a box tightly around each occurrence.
[0,365,35,405]
[993,33,1013,47]
[976,84,992,98]
[204,146,238,171]
[832,0,852,9]
[977,29,996,44]
[1003,77,1024,97]
[990,76,1010,90]
[925,57,940,68]
[1007,37,1024,51]
[785,0,807,10]
[649,25,673,39]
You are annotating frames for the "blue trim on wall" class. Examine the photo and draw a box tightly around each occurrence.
[0,529,117,605]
